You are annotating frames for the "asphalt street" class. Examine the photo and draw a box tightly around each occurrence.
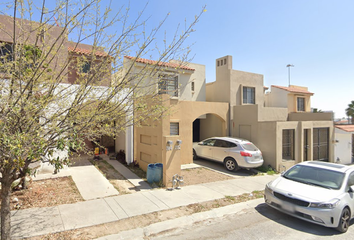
[150,203,354,240]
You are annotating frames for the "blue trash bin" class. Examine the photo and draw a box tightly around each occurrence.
[154,163,163,183]
[146,164,156,183]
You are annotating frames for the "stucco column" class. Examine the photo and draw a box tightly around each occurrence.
[162,136,181,187]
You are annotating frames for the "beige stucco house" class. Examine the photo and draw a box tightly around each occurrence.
[206,55,334,171]
[122,54,334,185]
[123,56,228,186]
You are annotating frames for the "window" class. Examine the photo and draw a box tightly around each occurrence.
[214,140,236,148]
[0,43,13,63]
[170,122,179,135]
[243,87,255,104]
[313,128,329,161]
[191,82,195,91]
[217,61,220,66]
[297,97,305,111]
[224,59,226,65]
[82,62,91,73]
[158,75,178,97]
[282,129,295,160]
[202,139,216,146]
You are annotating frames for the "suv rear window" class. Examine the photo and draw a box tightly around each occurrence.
[242,142,258,151]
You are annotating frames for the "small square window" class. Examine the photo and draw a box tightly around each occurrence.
[170,122,179,135]
[220,60,223,66]
[82,62,91,73]
[217,61,220,66]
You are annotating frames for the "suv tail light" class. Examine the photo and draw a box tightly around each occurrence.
[240,151,252,157]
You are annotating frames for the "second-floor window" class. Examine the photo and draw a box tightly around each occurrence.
[158,75,178,97]
[82,62,91,73]
[0,43,14,63]
[297,97,305,111]
[243,86,255,104]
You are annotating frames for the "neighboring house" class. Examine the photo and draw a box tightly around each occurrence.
[206,55,334,171]
[335,125,354,165]
[0,14,125,158]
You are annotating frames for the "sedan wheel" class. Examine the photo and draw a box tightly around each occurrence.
[224,158,238,171]
[336,208,350,233]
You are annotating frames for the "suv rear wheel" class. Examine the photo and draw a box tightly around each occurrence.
[224,158,239,171]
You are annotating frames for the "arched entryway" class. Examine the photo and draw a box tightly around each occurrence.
[193,113,226,143]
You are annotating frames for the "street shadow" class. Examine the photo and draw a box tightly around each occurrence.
[255,203,353,236]
[193,158,257,177]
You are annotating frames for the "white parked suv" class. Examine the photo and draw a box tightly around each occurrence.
[193,137,264,171]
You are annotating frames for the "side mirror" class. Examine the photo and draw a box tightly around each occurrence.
[349,186,354,193]
[198,141,203,145]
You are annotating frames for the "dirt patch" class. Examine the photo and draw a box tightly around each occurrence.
[180,167,234,186]
[0,177,83,211]
[27,190,264,240]
[90,159,136,194]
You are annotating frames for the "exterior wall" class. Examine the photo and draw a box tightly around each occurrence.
[334,128,352,165]
[265,87,288,108]
[266,86,312,113]
[67,43,112,86]
[232,104,259,143]
[289,112,333,121]
[275,120,334,172]
[0,15,68,79]
[123,57,204,102]
[257,121,277,168]
[199,114,224,140]
[175,62,206,102]
[134,97,228,185]
[207,55,264,136]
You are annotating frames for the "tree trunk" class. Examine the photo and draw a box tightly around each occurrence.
[1,173,13,240]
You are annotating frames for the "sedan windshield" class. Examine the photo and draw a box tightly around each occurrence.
[283,165,345,190]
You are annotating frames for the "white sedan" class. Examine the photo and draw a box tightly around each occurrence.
[265,161,354,233]
[193,137,264,171]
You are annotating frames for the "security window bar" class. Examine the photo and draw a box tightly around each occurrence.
[297,97,305,111]
[158,75,178,97]
[243,87,255,104]
[282,129,295,160]
[170,122,179,135]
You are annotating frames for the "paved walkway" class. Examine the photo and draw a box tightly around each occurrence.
[10,174,277,239]
[34,157,119,200]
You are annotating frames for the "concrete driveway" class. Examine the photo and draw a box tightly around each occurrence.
[190,157,258,178]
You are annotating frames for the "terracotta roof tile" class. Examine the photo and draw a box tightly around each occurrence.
[68,46,108,57]
[335,125,354,132]
[125,56,195,71]
[271,85,314,95]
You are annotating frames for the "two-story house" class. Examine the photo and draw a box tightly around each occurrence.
[123,56,228,184]
[206,55,334,171]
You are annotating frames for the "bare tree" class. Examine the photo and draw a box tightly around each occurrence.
[0,0,205,238]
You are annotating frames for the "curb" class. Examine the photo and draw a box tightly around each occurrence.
[95,198,264,240]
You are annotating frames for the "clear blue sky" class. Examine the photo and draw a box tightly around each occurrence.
[123,0,354,119]
[5,0,354,118]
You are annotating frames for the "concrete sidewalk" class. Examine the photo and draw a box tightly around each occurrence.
[10,174,277,239]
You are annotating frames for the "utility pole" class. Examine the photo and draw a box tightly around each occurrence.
[286,64,294,86]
